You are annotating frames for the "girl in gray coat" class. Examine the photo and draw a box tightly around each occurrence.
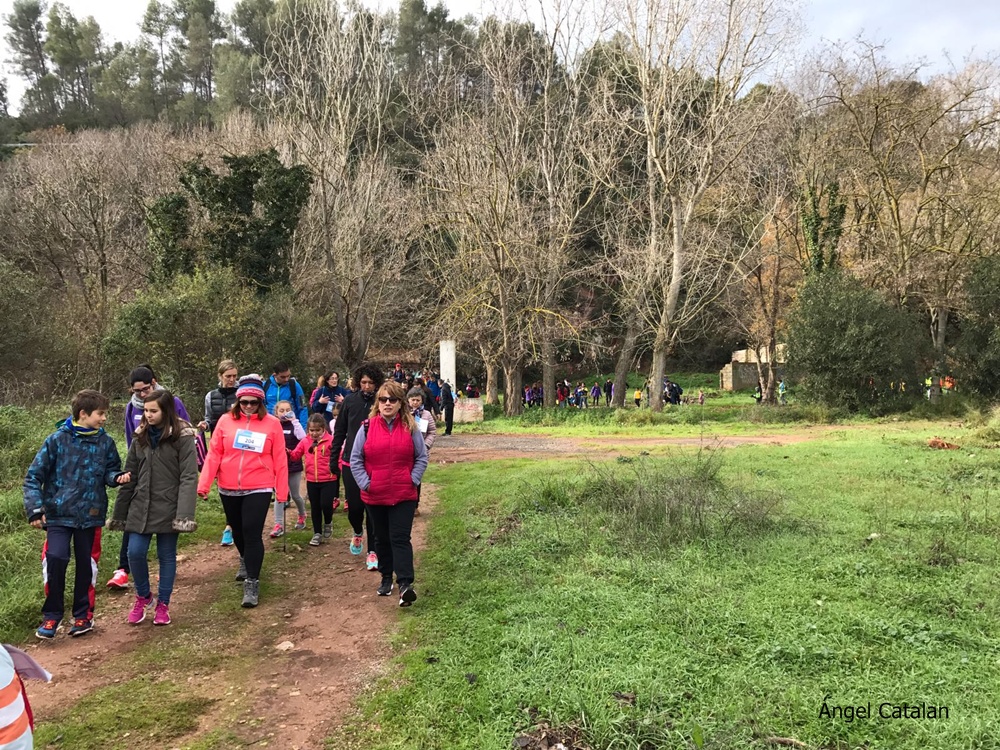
[110,390,198,626]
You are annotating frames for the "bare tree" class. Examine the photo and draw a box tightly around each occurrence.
[810,44,1000,364]
[265,0,411,369]
[596,0,796,410]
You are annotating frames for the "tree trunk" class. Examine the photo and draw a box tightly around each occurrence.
[649,344,667,412]
[485,361,499,405]
[930,305,948,371]
[541,335,556,408]
[502,360,523,416]
[612,318,639,408]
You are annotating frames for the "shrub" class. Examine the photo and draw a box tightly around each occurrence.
[787,271,925,411]
[954,256,1000,398]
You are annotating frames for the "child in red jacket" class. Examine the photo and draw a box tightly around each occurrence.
[290,414,340,547]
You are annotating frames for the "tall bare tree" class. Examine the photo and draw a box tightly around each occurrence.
[265,0,410,368]
[597,0,795,410]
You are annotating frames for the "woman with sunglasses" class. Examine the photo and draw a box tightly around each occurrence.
[350,380,428,607]
[197,375,288,607]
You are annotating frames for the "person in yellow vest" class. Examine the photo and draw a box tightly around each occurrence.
[0,647,34,750]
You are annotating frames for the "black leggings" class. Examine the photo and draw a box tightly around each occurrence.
[307,480,338,533]
[341,465,376,553]
[367,501,417,585]
[220,492,271,580]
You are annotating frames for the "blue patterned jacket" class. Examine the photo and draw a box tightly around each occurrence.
[23,421,123,528]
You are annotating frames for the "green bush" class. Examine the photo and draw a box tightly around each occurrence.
[101,268,317,408]
[787,271,925,411]
[954,256,1000,398]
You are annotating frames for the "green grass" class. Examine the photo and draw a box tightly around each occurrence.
[32,675,216,749]
[336,427,1000,749]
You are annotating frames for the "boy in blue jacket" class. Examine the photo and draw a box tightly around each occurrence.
[23,390,125,639]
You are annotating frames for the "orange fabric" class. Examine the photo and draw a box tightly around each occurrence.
[0,711,30,744]
[0,677,20,708]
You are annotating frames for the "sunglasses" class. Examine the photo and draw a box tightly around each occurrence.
[239,399,260,407]
[377,396,400,404]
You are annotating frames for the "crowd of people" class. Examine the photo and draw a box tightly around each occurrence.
[22,360,452,642]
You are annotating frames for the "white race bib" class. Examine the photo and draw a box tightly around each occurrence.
[234,429,266,454]
[415,417,428,434]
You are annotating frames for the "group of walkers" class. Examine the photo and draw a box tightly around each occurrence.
[23,359,444,642]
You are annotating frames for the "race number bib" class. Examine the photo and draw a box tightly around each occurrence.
[234,430,266,454]
[415,417,429,434]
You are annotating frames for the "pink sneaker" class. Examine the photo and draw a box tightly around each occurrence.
[153,601,171,626]
[269,523,285,538]
[366,551,378,571]
[127,594,153,625]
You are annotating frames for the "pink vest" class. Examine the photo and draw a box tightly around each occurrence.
[360,416,418,506]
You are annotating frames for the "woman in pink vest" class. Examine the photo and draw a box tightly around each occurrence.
[349,380,428,607]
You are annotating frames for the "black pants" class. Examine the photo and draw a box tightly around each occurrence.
[307,480,338,534]
[43,526,98,621]
[220,492,272,579]
[443,405,454,434]
[342,466,376,553]
[118,530,131,572]
[367,501,417,585]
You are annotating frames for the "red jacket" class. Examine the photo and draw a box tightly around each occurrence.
[289,433,337,483]
[358,415,419,506]
[197,412,289,501]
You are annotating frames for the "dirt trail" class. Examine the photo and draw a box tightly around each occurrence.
[23,491,437,749]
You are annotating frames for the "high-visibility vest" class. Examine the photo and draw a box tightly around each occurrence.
[0,648,32,750]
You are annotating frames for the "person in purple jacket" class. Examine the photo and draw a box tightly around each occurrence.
[106,364,190,591]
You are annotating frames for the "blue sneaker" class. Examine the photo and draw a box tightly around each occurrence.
[366,551,378,571]
[221,527,234,546]
[350,535,363,555]
[36,618,59,639]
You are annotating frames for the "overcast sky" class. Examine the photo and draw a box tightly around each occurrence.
[2,0,999,114]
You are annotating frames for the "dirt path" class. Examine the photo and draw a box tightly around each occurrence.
[23,491,438,749]
[435,425,854,463]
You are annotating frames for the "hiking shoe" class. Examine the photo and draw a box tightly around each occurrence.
[350,535,363,555]
[220,527,234,546]
[322,523,333,539]
[153,601,171,626]
[106,568,129,590]
[399,584,417,607]
[309,533,322,547]
[269,523,285,539]
[294,515,306,531]
[69,618,94,637]
[366,552,378,571]
[127,594,153,625]
[377,578,393,596]
[235,557,247,582]
[36,619,59,639]
[242,578,259,608]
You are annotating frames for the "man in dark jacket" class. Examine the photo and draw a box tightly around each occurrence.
[439,380,455,435]
[331,363,384,570]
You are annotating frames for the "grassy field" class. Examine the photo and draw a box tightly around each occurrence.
[335,425,1000,749]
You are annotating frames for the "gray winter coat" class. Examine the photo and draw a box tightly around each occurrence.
[110,424,199,534]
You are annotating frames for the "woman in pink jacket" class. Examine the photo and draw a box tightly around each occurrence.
[197,375,288,608]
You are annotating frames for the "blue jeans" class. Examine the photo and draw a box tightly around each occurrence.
[127,532,179,605]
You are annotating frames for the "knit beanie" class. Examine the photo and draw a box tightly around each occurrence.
[236,374,266,401]
[406,386,424,399]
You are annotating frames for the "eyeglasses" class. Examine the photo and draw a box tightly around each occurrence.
[239,399,260,407]
[377,396,399,404]
[131,385,153,396]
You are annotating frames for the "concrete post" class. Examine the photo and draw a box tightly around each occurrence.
[440,340,456,392]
